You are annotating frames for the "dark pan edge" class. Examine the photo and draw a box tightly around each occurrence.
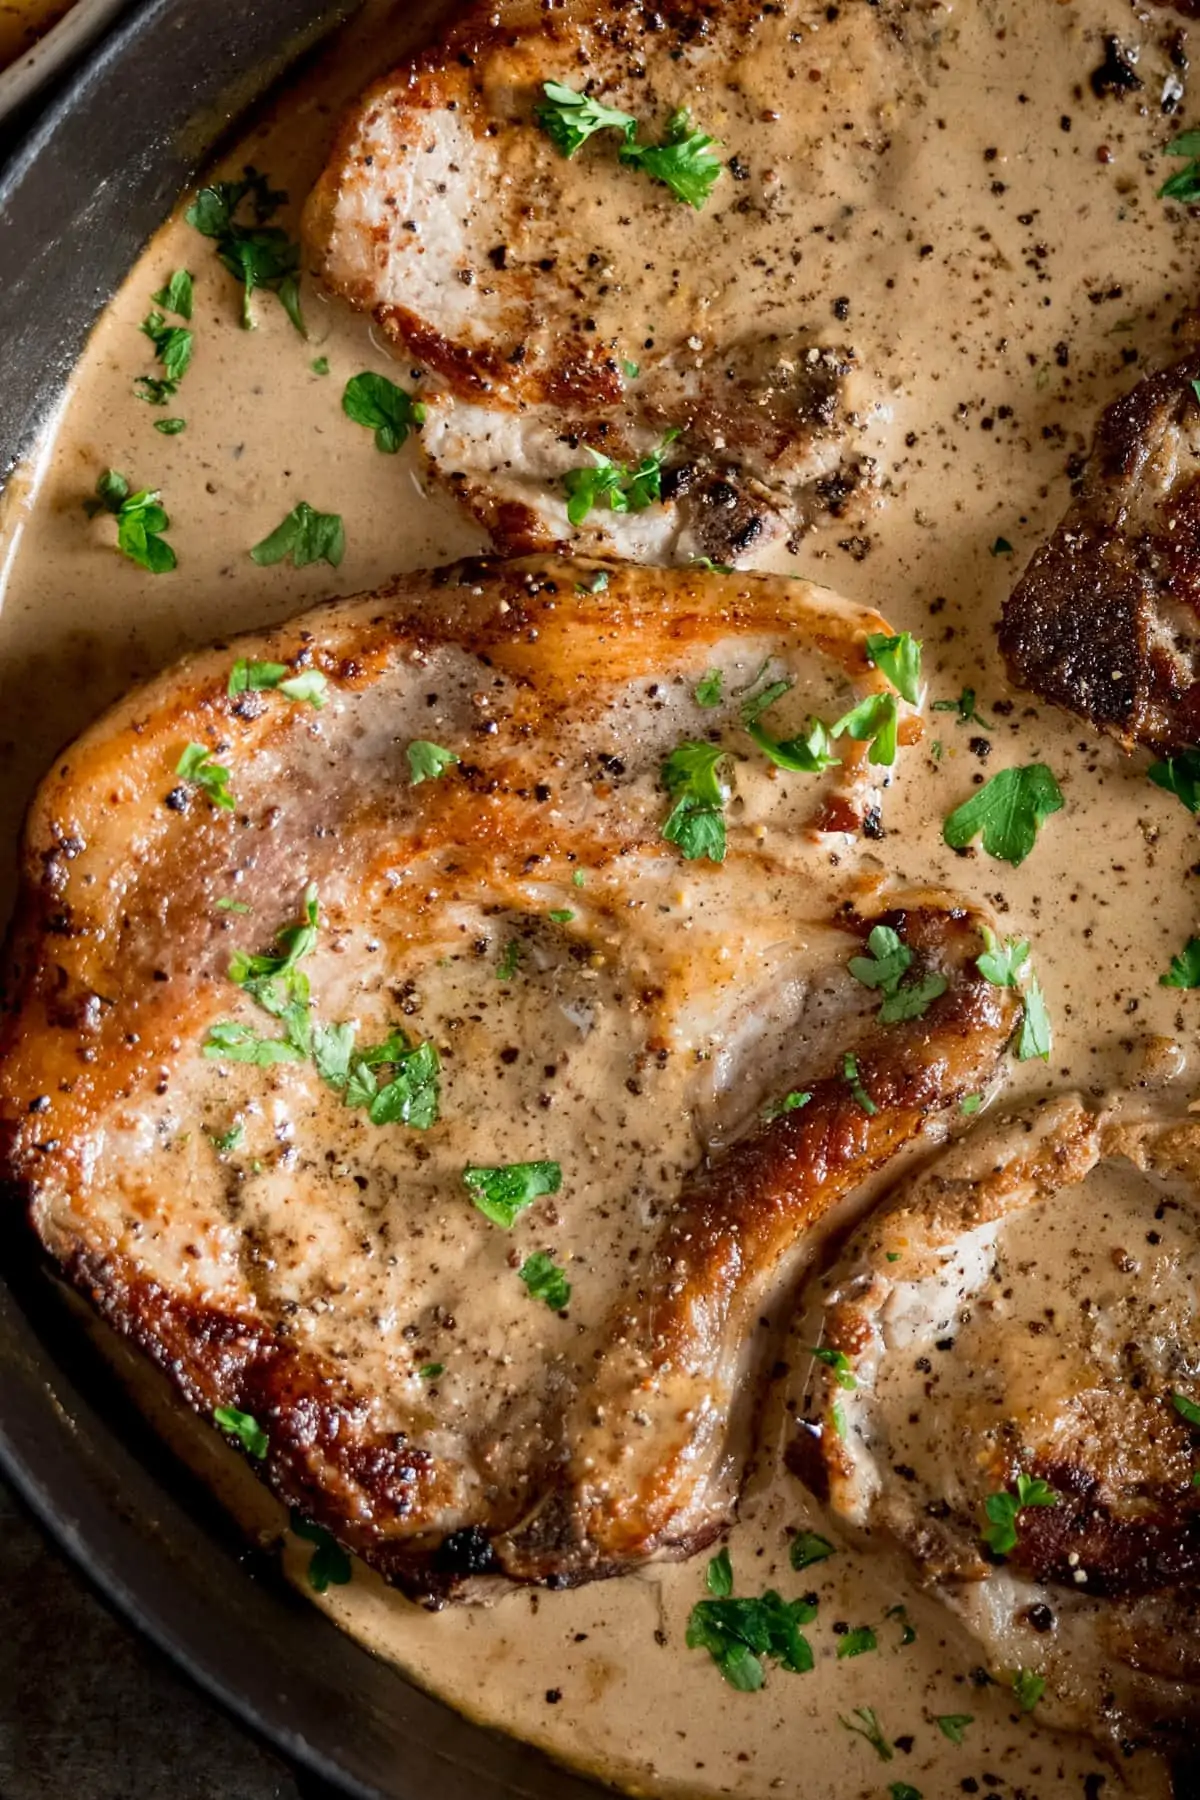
[0,4,615,1795]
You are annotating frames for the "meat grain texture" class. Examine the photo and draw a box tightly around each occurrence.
[0,556,1018,1599]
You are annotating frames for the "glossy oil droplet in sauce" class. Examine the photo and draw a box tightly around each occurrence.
[0,0,1195,1794]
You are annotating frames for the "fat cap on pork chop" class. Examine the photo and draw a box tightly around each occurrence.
[0,555,1018,1600]
[303,0,921,563]
[791,1096,1200,1745]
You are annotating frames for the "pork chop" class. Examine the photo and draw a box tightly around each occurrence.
[303,0,921,562]
[790,1095,1200,1744]
[1000,353,1200,753]
[0,555,1018,1601]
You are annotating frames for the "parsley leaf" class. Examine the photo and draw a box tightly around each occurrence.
[879,972,948,1023]
[1148,747,1200,813]
[346,1038,441,1129]
[342,372,426,453]
[943,764,1064,865]
[810,1346,857,1391]
[1162,937,1200,988]
[213,1404,268,1458]
[885,1602,916,1646]
[311,355,331,376]
[563,429,679,526]
[936,1714,974,1745]
[1015,976,1052,1062]
[535,80,638,156]
[932,687,992,731]
[839,1706,893,1762]
[960,1092,983,1116]
[419,1362,444,1380]
[519,1251,571,1311]
[185,166,304,333]
[991,536,1015,556]
[151,269,194,319]
[864,631,923,705]
[496,939,523,981]
[831,690,898,767]
[407,740,460,784]
[1172,1390,1200,1426]
[1012,1669,1045,1713]
[982,1472,1059,1557]
[661,740,730,863]
[251,502,345,569]
[464,1160,562,1228]
[620,108,723,209]
[743,680,840,773]
[763,1089,812,1122]
[890,1787,922,1800]
[289,1510,352,1592]
[842,1051,877,1116]
[202,1020,304,1065]
[1159,129,1200,203]
[548,908,575,924]
[837,1626,877,1659]
[138,308,194,399]
[976,928,1030,987]
[789,1530,834,1571]
[209,1120,244,1152]
[707,1547,734,1596]
[87,469,177,572]
[849,924,912,992]
[227,659,329,707]
[695,669,724,709]
[154,418,187,435]
[687,1560,817,1690]
[176,742,234,810]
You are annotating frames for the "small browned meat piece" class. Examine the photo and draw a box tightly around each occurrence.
[1000,354,1200,752]
[0,554,1017,1602]
[790,1096,1200,1745]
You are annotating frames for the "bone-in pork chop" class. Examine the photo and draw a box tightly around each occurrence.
[1000,353,1200,753]
[0,556,1018,1600]
[303,0,919,563]
[791,1096,1200,1743]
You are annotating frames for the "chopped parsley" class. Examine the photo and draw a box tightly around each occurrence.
[137,307,194,405]
[889,1788,922,1800]
[1012,1669,1046,1713]
[810,1346,857,1391]
[496,939,523,981]
[789,1530,834,1571]
[661,740,730,863]
[344,1035,441,1128]
[289,1510,352,1592]
[563,429,679,526]
[227,659,328,707]
[176,742,234,810]
[154,418,187,435]
[575,570,610,593]
[1014,976,1052,1062]
[1172,1391,1200,1426]
[151,269,194,319]
[213,1404,268,1458]
[849,924,947,1024]
[209,1120,245,1153]
[839,1705,893,1761]
[548,907,575,924]
[185,166,304,333]
[202,1020,304,1065]
[932,687,992,731]
[534,80,638,156]
[311,355,331,376]
[836,1626,877,1659]
[885,1602,916,1646]
[936,1714,974,1744]
[763,1089,812,1122]
[975,929,1051,1062]
[686,1552,817,1690]
[695,669,724,709]
[990,536,1015,556]
[864,631,923,706]
[982,1471,1059,1557]
[518,1251,571,1311]
[960,1092,983,1116]
[1162,937,1200,988]
[87,469,177,572]
[692,556,735,574]
[407,740,460,785]
[342,371,426,453]
[1158,129,1200,203]
[831,689,898,767]
[943,764,1064,866]
[842,1051,877,1116]
[418,1362,444,1380]
[251,502,344,569]
[464,1160,562,1228]
[743,680,840,774]
[619,108,723,209]
[1148,747,1200,813]
[976,928,1029,988]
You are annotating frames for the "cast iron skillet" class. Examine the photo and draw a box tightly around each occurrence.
[0,5,609,1795]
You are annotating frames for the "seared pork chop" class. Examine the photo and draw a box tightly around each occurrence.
[1001,353,1200,752]
[791,1096,1200,1743]
[0,555,1018,1600]
[303,0,917,562]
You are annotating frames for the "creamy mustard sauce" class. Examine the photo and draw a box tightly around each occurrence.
[2,0,1199,1793]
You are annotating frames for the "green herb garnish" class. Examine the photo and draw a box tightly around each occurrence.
[464,1160,562,1228]
[831,690,898,767]
[1159,129,1200,203]
[842,1051,877,1116]
[976,929,1029,987]
[342,371,426,453]
[982,1471,1059,1557]
[686,1553,817,1690]
[990,536,1015,556]
[227,659,329,707]
[789,1531,834,1571]
[87,469,177,572]
[548,908,575,924]
[1162,938,1200,988]
[407,740,460,784]
[810,1346,857,1391]
[743,680,840,774]
[707,1547,733,1596]
[497,939,523,981]
[864,631,923,705]
[176,742,234,810]
[563,429,679,526]
[619,108,723,208]
[290,1510,352,1592]
[186,166,304,333]
[137,308,194,403]
[311,355,331,376]
[936,1714,974,1744]
[518,1251,571,1311]
[932,687,992,730]
[836,1626,877,1659]
[849,924,947,1023]
[418,1362,444,1380]
[1149,747,1200,813]
[154,418,187,435]
[251,501,345,569]
[1172,1391,1200,1426]
[202,1020,304,1064]
[661,739,729,863]
[943,764,1064,865]
[763,1089,812,1122]
[1014,975,1052,1061]
[534,80,638,156]
[838,1706,892,1761]
[213,1404,268,1459]
[695,669,724,709]
[151,269,194,319]
[1012,1669,1046,1712]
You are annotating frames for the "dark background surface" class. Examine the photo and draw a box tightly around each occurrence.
[0,1477,314,1800]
